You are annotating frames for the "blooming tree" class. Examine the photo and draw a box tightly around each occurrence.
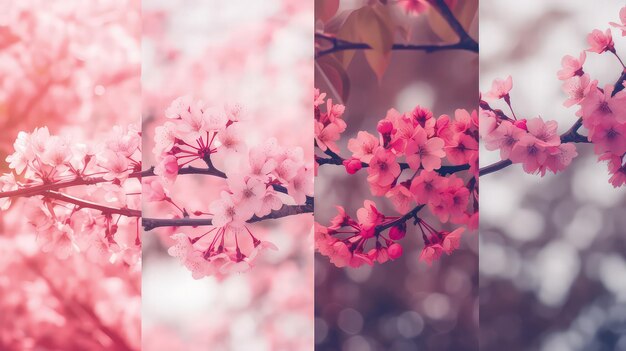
[314,90,477,267]
[480,6,626,187]
[0,1,141,349]
[314,0,478,268]
[143,96,314,279]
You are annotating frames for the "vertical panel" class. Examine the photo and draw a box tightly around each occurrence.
[314,1,479,350]
[141,1,314,350]
[479,1,626,350]
[0,1,141,349]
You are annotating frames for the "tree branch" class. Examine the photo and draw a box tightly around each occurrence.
[375,204,425,234]
[431,0,479,52]
[43,191,141,218]
[316,148,469,176]
[480,68,626,177]
[315,33,478,58]
[142,203,313,231]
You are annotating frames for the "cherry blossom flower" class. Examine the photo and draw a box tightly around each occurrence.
[557,51,586,80]
[154,154,179,185]
[367,148,401,188]
[484,76,513,100]
[609,6,626,36]
[586,28,615,53]
[210,191,249,229]
[405,128,446,171]
[562,74,592,107]
[419,243,444,265]
[348,131,380,162]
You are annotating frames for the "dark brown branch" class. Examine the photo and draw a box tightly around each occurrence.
[375,204,425,234]
[142,203,313,231]
[315,0,478,58]
[0,165,222,200]
[316,149,469,176]
[431,0,479,52]
[43,191,141,218]
[315,33,478,58]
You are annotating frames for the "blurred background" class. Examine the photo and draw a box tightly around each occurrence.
[141,1,314,350]
[315,2,479,350]
[0,1,141,349]
[480,1,626,350]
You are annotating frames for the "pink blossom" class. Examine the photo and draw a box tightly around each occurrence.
[366,148,401,187]
[405,128,445,171]
[328,241,351,268]
[527,116,561,147]
[557,51,586,80]
[388,223,406,240]
[287,166,313,205]
[98,150,132,181]
[562,74,592,107]
[0,173,17,210]
[315,121,342,153]
[600,153,626,187]
[485,76,513,100]
[356,200,385,230]
[154,155,179,185]
[399,0,429,15]
[509,135,548,174]
[343,158,363,174]
[386,182,414,213]
[543,143,578,175]
[217,124,246,154]
[419,243,443,265]
[586,28,614,53]
[483,121,526,159]
[153,121,179,156]
[610,7,626,36]
[441,228,465,254]
[445,133,478,165]
[410,171,447,206]
[210,192,249,228]
[588,121,626,155]
[580,84,626,127]
[143,178,168,202]
[387,243,403,260]
[348,131,379,162]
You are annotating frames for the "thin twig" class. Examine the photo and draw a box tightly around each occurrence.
[43,191,142,218]
[479,69,626,176]
[142,203,313,231]
[375,204,425,234]
[315,0,478,58]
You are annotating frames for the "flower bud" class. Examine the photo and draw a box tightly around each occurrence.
[377,120,394,135]
[388,222,406,240]
[343,158,363,174]
[514,119,527,131]
[387,243,403,260]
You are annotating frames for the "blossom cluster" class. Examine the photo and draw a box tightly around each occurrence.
[1,125,142,265]
[480,6,626,186]
[480,78,579,175]
[314,89,478,267]
[147,96,313,279]
[561,8,626,187]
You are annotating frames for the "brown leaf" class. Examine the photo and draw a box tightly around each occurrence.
[315,0,340,23]
[317,55,351,102]
[335,5,394,80]
[427,0,478,42]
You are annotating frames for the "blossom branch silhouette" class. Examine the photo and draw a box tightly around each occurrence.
[142,203,313,231]
[315,0,478,59]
